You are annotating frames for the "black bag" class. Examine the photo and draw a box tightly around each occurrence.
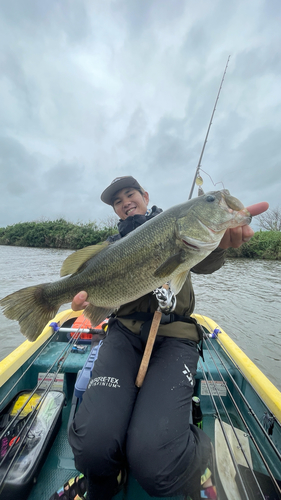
[0,390,65,500]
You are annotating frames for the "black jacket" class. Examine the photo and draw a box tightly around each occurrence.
[107,206,162,242]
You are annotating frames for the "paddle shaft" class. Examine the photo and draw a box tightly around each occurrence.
[135,310,162,388]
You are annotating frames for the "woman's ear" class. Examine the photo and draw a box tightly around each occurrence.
[143,191,149,206]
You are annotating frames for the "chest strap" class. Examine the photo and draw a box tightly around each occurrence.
[116,311,204,356]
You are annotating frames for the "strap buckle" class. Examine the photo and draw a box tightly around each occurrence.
[160,313,175,325]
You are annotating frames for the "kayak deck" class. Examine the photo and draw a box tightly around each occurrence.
[27,338,281,499]
[1,312,281,500]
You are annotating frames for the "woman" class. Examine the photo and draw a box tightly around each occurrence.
[50,176,268,500]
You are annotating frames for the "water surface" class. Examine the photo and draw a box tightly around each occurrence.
[0,246,280,391]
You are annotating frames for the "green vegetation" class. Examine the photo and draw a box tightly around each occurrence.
[226,230,281,260]
[0,219,118,249]
[0,221,280,259]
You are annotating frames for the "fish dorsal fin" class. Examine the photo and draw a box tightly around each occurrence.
[170,270,189,296]
[153,251,185,279]
[60,242,109,277]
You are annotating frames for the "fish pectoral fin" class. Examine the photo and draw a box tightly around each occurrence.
[170,270,190,296]
[60,242,109,277]
[84,304,114,327]
[154,251,185,279]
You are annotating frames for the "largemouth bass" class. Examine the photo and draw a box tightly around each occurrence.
[0,190,251,342]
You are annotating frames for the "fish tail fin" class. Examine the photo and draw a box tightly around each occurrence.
[0,284,60,342]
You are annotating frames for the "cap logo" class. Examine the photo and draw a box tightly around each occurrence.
[111,177,124,185]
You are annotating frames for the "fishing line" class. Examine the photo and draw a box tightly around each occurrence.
[198,357,253,500]
[197,315,281,496]
[214,337,281,461]
[0,314,89,458]
[0,309,77,409]
[199,314,281,462]
[0,317,86,440]
[205,337,281,497]
[0,329,57,409]
[201,346,253,469]
[1,331,70,439]
[199,168,225,190]
[1,309,107,492]
[0,373,61,492]
[0,325,88,492]
[202,339,271,499]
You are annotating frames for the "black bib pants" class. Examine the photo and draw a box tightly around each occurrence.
[68,319,211,500]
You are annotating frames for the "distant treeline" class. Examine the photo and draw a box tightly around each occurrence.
[0,219,118,249]
[0,220,280,259]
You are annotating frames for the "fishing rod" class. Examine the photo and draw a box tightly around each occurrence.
[0,317,93,493]
[199,334,281,498]
[188,55,231,200]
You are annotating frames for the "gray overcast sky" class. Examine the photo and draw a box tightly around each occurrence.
[0,0,280,228]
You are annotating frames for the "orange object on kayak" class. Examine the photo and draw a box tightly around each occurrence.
[70,315,108,339]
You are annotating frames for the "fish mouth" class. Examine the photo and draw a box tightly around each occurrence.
[219,193,252,223]
[220,191,244,212]
[182,238,201,250]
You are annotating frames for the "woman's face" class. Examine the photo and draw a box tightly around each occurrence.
[112,187,149,220]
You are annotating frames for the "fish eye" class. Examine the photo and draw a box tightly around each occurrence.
[206,195,215,202]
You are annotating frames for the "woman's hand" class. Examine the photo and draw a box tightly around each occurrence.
[71,291,89,311]
[219,202,269,249]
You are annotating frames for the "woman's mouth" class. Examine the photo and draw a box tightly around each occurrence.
[126,207,136,215]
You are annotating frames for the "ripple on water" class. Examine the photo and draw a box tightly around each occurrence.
[0,246,73,359]
[192,258,281,391]
[0,249,281,391]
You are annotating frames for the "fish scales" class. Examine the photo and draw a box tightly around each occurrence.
[40,208,178,309]
[0,190,252,341]
[84,210,177,306]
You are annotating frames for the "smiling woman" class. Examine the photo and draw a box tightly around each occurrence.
[0,4,280,496]
[112,187,150,219]
[3,180,248,500]
[100,176,150,220]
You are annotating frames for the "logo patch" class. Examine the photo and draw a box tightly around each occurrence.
[182,363,194,386]
[88,376,120,389]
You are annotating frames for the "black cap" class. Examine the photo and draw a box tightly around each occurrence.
[100,176,143,205]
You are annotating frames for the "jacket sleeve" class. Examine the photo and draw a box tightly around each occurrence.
[191,247,226,275]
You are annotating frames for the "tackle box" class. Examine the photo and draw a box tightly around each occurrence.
[0,389,65,500]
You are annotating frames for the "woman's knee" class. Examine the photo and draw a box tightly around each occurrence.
[126,424,203,497]
[69,421,120,476]
[127,434,170,496]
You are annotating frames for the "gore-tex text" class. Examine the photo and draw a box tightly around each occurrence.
[88,376,120,389]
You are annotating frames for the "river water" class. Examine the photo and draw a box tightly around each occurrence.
[0,246,280,391]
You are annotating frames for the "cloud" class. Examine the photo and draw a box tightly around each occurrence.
[0,0,280,229]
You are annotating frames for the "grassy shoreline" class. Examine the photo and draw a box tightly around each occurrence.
[225,230,281,260]
[0,220,280,259]
[0,219,117,250]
